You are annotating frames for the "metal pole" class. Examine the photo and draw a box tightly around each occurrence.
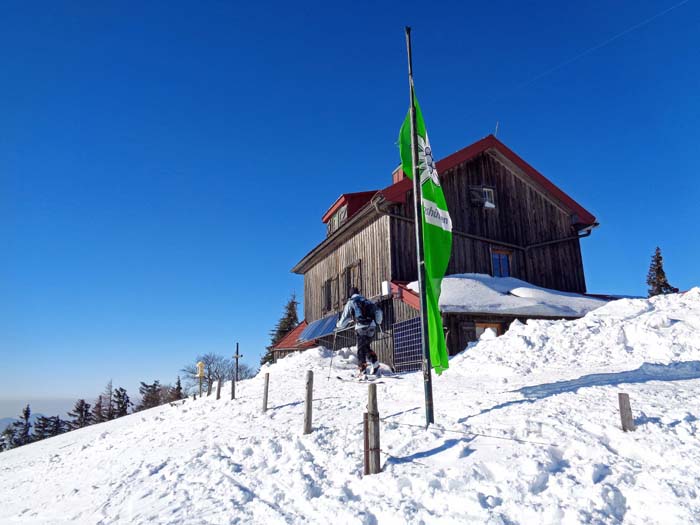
[327,330,338,381]
[405,26,435,427]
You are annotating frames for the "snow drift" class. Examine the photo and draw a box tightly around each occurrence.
[1,290,699,524]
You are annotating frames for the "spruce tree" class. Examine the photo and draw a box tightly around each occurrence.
[32,415,52,441]
[261,293,299,366]
[173,376,184,401]
[646,247,679,297]
[92,395,105,424]
[136,381,162,411]
[67,399,93,430]
[113,387,133,417]
[47,416,68,437]
[11,405,32,446]
[1,425,16,451]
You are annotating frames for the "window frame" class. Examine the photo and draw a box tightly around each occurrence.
[491,248,512,278]
[322,278,333,312]
[482,187,496,209]
[475,322,503,338]
[331,275,340,309]
[469,185,497,209]
[341,259,362,302]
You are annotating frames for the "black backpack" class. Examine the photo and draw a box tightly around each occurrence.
[352,296,377,325]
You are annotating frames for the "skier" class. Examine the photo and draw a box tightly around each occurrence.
[336,286,383,377]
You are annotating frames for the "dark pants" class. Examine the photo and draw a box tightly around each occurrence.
[357,333,378,370]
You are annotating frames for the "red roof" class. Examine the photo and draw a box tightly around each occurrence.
[271,321,317,351]
[321,190,378,224]
[391,282,420,310]
[381,135,596,227]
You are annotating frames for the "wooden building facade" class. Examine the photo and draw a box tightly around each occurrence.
[283,135,599,367]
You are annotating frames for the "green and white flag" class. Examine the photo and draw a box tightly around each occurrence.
[399,96,452,374]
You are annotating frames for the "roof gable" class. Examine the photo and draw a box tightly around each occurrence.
[436,135,596,226]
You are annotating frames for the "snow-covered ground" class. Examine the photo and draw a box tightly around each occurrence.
[1,290,699,524]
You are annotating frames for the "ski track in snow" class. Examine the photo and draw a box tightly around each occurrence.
[2,290,700,524]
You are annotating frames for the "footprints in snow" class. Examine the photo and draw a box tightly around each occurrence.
[529,447,570,495]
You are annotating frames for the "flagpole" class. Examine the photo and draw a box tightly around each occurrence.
[405,26,435,427]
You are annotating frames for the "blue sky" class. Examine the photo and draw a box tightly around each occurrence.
[1,1,698,415]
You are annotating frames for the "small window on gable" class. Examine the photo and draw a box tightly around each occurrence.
[483,188,496,209]
[337,204,348,225]
[326,205,349,236]
[469,186,496,209]
[491,248,511,277]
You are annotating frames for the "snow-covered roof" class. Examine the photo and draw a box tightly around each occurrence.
[407,273,607,317]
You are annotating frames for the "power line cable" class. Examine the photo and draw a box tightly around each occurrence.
[515,0,691,92]
[474,0,691,113]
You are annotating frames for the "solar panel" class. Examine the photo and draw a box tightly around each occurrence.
[298,313,339,342]
[392,317,422,373]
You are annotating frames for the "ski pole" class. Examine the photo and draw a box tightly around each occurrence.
[327,329,338,381]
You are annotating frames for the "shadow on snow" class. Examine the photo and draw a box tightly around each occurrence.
[459,361,700,422]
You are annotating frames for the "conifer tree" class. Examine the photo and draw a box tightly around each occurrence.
[1,425,16,451]
[47,416,69,437]
[102,380,115,420]
[67,399,93,430]
[11,405,32,446]
[261,293,299,366]
[92,395,105,424]
[646,247,679,297]
[172,376,184,401]
[32,415,52,441]
[113,387,133,417]
[136,381,162,411]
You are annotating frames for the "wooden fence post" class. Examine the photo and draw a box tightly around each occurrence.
[618,393,636,432]
[231,372,236,400]
[262,373,270,413]
[367,383,381,474]
[199,376,202,397]
[303,370,313,434]
[216,379,222,400]
[363,412,370,476]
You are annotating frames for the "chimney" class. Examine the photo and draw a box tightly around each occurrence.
[392,165,406,184]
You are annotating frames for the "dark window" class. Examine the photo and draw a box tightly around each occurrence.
[331,276,339,309]
[491,249,511,277]
[342,260,362,301]
[323,279,332,311]
[469,187,484,206]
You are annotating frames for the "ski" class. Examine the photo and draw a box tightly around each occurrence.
[336,375,385,384]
